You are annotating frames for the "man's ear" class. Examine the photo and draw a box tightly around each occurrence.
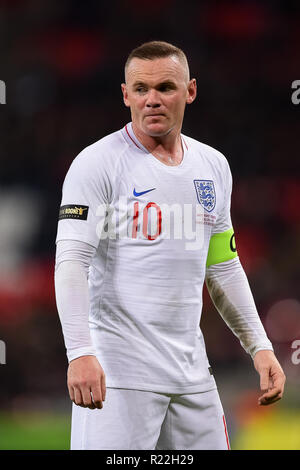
[186,78,197,105]
[121,83,130,107]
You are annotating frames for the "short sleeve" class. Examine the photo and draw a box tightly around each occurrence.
[56,147,111,248]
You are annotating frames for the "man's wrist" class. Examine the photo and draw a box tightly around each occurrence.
[67,347,97,363]
[250,345,274,360]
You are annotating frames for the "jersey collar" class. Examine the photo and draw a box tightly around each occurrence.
[123,122,189,161]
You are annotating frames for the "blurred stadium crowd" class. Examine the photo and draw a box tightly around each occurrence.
[0,0,299,449]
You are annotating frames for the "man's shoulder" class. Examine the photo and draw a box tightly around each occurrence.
[78,127,126,161]
[183,134,229,168]
[68,127,126,174]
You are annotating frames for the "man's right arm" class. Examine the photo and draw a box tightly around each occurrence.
[55,239,106,409]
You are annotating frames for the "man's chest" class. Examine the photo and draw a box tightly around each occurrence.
[106,157,224,243]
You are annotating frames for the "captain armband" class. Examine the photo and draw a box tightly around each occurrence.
[206,228,238,268]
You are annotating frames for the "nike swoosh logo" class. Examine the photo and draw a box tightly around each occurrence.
[133,187,156,197]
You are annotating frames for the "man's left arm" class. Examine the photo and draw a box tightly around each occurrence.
[205,254,286,406]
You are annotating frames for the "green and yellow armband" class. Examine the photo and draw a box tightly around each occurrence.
[206,228,237,268]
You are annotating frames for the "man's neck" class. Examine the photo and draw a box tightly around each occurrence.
[132,122,184,166]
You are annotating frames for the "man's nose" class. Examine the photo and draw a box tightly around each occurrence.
[146,89,161,107]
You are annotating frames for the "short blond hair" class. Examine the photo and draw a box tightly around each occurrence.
[125,40,190,82]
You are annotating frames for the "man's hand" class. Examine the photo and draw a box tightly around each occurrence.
[67,355,106,410]
[253,350,286,406]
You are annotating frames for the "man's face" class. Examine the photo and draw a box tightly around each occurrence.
[121,56,196,137]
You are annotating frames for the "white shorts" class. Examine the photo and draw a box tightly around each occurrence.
[71,387,230,450]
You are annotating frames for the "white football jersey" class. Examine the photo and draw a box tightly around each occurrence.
[56,122,233,393]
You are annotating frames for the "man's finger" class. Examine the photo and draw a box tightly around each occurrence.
[74,387,85,407]
[91,382,103,409]
[81,386,95,409]
[259,367,270,392]
[261,386,281,400]
[68,384,75,403]
[101,374,106,402]
[258,387,282,405]
[271,371,286,392]
[259,395,282,406]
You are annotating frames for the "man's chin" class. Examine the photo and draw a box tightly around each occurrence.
[143,123,173,137]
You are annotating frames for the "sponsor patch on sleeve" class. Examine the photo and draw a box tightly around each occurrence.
[59,205,89,220]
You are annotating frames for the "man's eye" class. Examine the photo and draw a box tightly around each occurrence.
[136,87,146,93]
[159,84,174,92]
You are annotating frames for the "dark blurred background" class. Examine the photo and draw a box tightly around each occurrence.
[0,0,299,449]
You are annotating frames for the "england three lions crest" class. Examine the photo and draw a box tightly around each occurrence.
[194,180,216,212]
